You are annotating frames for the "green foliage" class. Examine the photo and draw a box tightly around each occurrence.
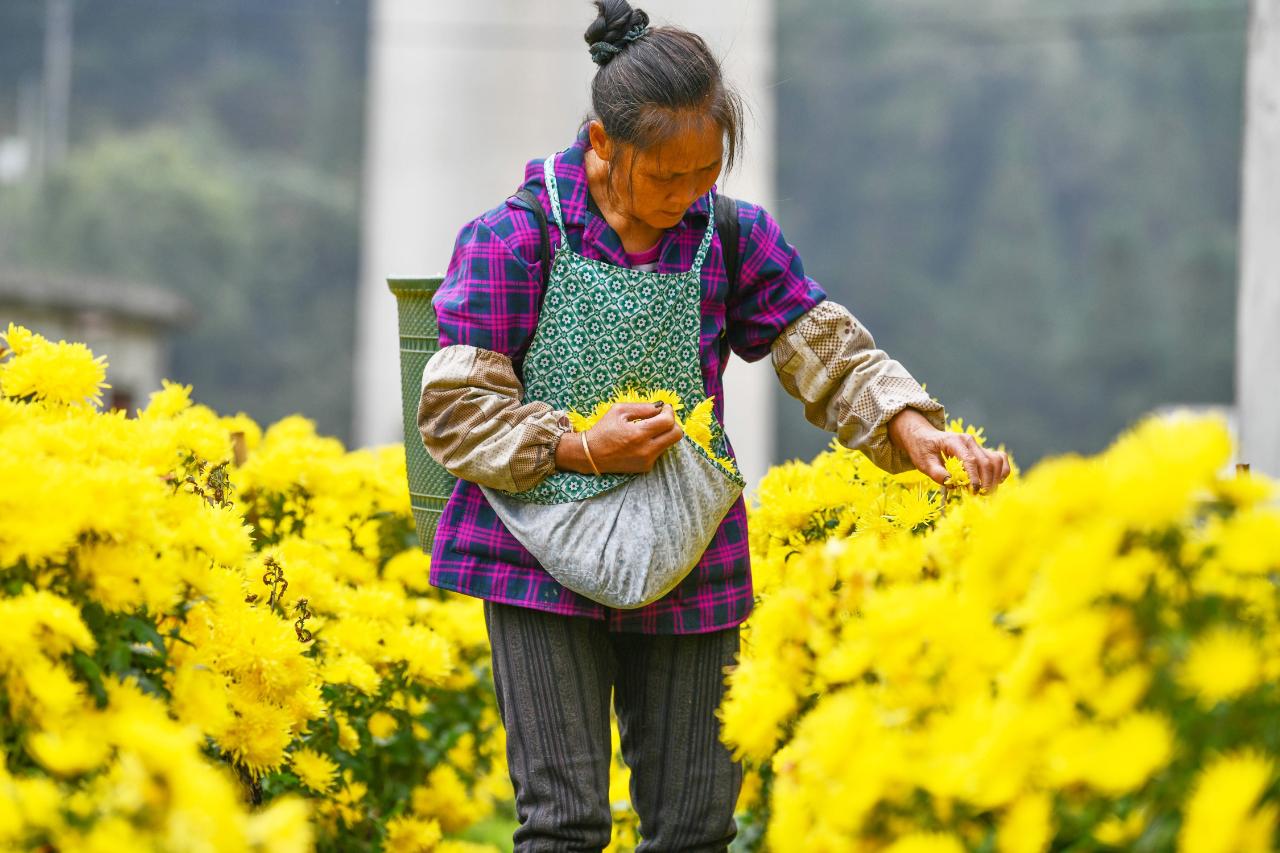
[0,0,367,442]
[774,0,1245,466]
[0,124,362,439]
[0,0,1246,465]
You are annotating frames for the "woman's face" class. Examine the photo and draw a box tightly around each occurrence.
[589,116,724,231]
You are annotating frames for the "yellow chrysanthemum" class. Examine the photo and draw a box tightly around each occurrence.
[1207,507,1280,575]
[940,451,970,487]
[718,656,800,763]
[383,549,432,592]
[332,768,369,828]
[0,327,109,407]
[1093,808,1147,846]
[1086,712,1173,795]
[1178,750,1275,853]
[168,663,235,739]
[140,378,194,419]
[245,796,314,853]
[997,791,1052,853]
[682,396,715,450]
[887,483,942,530]
[333,711,362,753]
[2,321,38,355]
[1178,626,1263,707]
[215,695,297,777]
[411,765,488,832]
[384,814,443,853]
[568,385,683,431]
[290,747,339,794]
[26,724,113,777]
[567,386,739,476]
[367,711,398,740]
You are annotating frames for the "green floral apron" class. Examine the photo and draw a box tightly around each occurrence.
[505,154,744,505]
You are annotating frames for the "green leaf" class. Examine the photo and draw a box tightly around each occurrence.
[71,650,108,707]
[103,639,132,674]
[123,615,168,658]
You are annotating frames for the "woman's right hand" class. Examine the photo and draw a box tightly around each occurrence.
[555,402,684,474]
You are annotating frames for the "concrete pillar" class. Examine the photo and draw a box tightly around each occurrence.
[353,0,778,490]
[1238,0,1280,476]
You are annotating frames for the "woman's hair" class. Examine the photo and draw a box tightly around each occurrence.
[583,0,745,190]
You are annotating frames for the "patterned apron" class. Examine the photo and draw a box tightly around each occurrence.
[505,154,745,505]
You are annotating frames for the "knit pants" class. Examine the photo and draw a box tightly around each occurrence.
[483,599,743,853]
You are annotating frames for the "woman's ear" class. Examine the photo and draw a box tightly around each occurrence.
[588,120,614,162]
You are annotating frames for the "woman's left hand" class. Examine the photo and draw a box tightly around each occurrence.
[887,408,1010,494]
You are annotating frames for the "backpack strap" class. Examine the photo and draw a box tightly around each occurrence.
[513,186,551,281]
[714,194,741,292]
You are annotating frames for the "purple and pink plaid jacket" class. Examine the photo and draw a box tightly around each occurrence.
[429,124,826,634]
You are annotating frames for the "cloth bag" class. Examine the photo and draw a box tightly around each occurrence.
[481,437,742,609]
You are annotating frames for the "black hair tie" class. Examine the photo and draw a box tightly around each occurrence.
[589,23,650,66]
[622,22,650,44]
[589,41,623,65]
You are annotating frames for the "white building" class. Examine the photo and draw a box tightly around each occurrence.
[353,0,780,490]
[0,268,191,413]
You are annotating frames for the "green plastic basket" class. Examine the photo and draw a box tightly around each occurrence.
[387,276,456,551]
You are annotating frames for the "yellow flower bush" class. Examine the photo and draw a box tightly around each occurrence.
[10,321,1279,852]
[722,408,1280,851]
[0,324,509,852]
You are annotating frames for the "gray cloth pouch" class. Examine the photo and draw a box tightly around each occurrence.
[479,436,743,609]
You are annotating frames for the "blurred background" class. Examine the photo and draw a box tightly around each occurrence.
[0,0,1255,481]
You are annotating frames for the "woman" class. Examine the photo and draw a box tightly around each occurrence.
[418,1,1010,849]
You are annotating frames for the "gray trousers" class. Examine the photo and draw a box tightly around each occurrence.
[483,599,744,853]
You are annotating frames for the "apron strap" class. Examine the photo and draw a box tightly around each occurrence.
[541,155,571,247]
[689,189,717,278]
[544,150,716,278]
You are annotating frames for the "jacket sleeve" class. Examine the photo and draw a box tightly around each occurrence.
[770,299,947,474]
[418,344,572,492]
[420,200,569,491]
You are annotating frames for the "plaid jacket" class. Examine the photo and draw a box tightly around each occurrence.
[428,124,827,634]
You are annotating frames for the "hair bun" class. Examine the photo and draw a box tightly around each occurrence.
[585,0,650,67]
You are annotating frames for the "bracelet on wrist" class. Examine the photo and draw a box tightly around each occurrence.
[580,431,601,476]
